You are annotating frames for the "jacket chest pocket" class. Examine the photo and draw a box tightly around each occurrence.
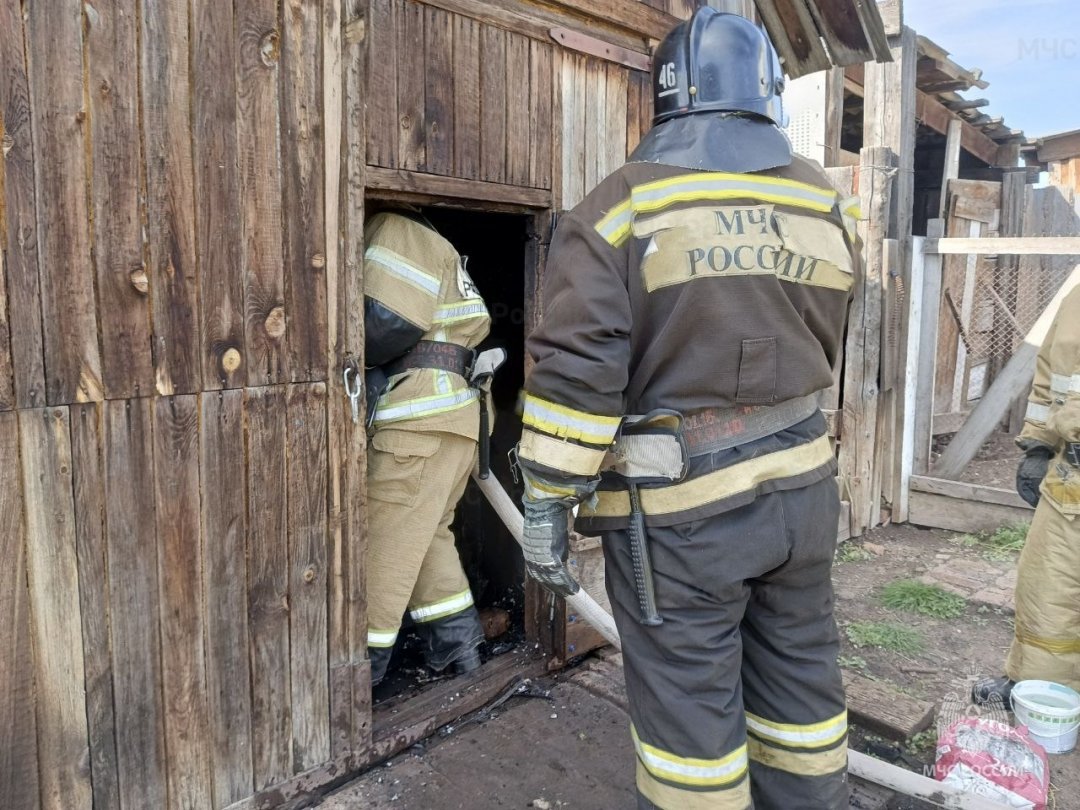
[735,336,777,405]
[368,430,442,506]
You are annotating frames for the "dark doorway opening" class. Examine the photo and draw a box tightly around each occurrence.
[365,201,532,702]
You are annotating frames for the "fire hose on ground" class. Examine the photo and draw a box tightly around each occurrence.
[471,470,621,650]
[471,470,1013,809]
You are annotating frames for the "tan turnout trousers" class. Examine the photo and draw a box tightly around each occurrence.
[1006,502,1080,690]
[1007,286,1080,689]
[366,429,478,652]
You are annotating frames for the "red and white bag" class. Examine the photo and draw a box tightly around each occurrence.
[935,717,1049,809]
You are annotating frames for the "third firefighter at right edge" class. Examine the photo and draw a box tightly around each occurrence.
[513,9,861,809]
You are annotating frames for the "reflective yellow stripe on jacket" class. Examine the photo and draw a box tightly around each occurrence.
[595,172,841,247]
[372,388,479,427]
[517,393,620,478]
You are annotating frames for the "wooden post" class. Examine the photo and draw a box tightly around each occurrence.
[895,235,927,522]
[343,0,373,754]
[863,25,917,527]
[912,219,945,477]
[838,146,894,535]
[824,67,845,168]
[938,119,962,218]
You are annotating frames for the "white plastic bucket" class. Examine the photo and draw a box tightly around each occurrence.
[1011,680,1080,754]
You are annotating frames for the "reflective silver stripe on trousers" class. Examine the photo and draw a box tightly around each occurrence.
[684,394,820,456]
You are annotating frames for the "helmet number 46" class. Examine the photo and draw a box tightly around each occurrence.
[658,62,677,90]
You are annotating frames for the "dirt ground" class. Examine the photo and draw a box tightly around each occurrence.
[935,430,1025,489]
[320,520,1079,810]
[836,522,1079,809]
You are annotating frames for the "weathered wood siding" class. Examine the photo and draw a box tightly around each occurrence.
[366,0,556,190]
[0,0,668,805]
[0,0,368,807]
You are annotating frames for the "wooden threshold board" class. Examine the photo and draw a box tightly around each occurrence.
[843,672,935,741]
[225,647,545,810]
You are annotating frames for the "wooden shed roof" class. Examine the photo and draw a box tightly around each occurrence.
[550,0,892,79]
[844,31,1028,167]
[1022,128,1080,166]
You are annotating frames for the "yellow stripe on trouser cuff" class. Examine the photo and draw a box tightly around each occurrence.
[745,710,847,749]
[594,173,839,246]
[518,429,608,476]
[632,727,747,787]
[1014,628,1080,655]
[409,589,475,623]
[747,736,848,777]
[368,629,398,648]
[581,434,834,519]
[522,394,621,446]
[637,763,751,810]
[373,389,478,425]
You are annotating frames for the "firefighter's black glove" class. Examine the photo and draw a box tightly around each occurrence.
[1016,445,1053,508]
[522,499,579,599]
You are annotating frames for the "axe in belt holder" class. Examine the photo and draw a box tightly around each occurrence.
[602,409,688,627]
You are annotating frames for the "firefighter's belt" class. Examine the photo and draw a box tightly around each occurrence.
[385,341,474,378]
[1066,442,1080,468]
[602,410,688,484]
[682,395,819,456]
[601,396,821,483]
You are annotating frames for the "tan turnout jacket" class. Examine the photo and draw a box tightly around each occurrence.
[1019,285,1080,514]
[364,212,491,440]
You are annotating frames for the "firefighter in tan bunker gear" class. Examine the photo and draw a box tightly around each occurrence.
[514,10,859,809]
[364,211,492,685]
[973,285,1080,705]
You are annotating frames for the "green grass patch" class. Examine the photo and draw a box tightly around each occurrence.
[837,655,868,671]
[879,580,966,619]
[845,621,923,654]
[954,522,1029,561]
[906,729,937,760]
[835,543,873,564]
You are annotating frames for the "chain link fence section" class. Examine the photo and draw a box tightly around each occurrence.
[958,186,1079,406]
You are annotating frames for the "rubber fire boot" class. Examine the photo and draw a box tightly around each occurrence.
[415,606,485,677]
[972,676,1016,707]
[369,646,394,687]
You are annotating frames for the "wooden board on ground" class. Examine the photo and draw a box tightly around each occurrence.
[843,671,935,741]
[908,490,1032,535]
[910,475,1032,510]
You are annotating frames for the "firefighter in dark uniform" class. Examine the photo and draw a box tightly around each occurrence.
[363,210,494,685]
[513,11,859,809]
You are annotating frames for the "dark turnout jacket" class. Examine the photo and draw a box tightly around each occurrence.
[518,156,860,528]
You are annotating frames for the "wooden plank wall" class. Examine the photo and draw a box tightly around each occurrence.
[0,1,366,807]
[366,0,553,190]
[559,54,649,209]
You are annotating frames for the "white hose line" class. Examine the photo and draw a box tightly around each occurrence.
[472,472,621,650]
